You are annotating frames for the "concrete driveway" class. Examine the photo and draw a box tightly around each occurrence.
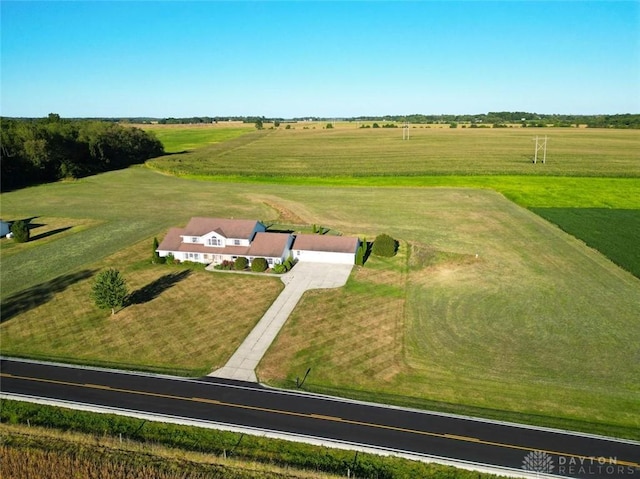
[209,262,353,382]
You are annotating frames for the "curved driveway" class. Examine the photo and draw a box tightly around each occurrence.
[209,262,353,382]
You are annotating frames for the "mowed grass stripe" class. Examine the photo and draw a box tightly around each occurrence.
[1,237,283,376]
[257,188,640,436]
[143,124,253,153]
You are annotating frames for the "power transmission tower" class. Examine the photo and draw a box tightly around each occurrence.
[403,121,410,140]
[533,135,548,164]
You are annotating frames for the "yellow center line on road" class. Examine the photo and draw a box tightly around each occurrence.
[444,433,481,443]
[2,372,638,469]
[309,413,343,421]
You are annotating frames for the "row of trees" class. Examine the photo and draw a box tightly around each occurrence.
[351,112,640,128]
[1,114,164,191]
[152,113,640,129]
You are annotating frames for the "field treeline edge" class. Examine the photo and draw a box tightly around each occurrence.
[1,115,164,191]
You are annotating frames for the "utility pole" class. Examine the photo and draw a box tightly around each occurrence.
[533,135,548,164]
[403,121,410,140]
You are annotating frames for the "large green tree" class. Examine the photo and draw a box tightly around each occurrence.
[0,116,164,191]
[92,269,128,315]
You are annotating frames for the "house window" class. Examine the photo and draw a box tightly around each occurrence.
[233,239,240,245]
[207,237,221,246]
[267,258,273,264]
[191,237,198,243]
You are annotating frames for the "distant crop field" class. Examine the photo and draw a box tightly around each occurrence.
[531,208,640,278]
[147,126,640,177]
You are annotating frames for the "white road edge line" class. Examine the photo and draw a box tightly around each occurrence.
[3,356,638,446]
[0,393,563,479]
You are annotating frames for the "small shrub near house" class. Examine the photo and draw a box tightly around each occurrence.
[251,258,268,272]
[10,220,30,243]
[355,239,367,265]
[234,257,248,270]
[273,263,286,274]
[283,254,296,271]
[372,233,399,257]
[152,237,165,264]
[214,260,234,271]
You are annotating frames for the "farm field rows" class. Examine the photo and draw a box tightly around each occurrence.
[1,124,638,439]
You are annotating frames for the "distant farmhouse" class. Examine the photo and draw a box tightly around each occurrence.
[157,217,360,266]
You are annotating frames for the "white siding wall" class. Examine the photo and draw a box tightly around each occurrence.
[293,250,355,264]
[224,238,251,247]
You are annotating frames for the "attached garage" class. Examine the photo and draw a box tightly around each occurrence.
[291,234,359,265]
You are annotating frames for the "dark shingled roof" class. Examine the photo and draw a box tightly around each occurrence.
[247,233,292,257]
[292,234,359,254]
[182,217,261,239]
[157,227,183,252]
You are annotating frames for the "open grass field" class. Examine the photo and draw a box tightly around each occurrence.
[1,166,639,438]
[143,123,252,153]
[256,186,640,438]
[147,126,640,177]
[143,124,640,276]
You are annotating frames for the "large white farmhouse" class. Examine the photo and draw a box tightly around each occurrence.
[157,217,360,266]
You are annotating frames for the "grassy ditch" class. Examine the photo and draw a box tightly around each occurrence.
[0,400,506,479]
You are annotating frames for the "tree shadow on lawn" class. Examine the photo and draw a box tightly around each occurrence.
[30,226,72,242]
[126,270,191,306]
[1,270,96,323]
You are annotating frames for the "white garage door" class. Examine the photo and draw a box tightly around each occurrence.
[295,250,354,264]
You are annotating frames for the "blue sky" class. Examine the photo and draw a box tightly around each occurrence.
[1,1,639,117]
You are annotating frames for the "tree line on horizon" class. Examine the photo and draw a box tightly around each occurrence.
[4,113,638,129]
[1,114,164,191]
[145,112,640,128]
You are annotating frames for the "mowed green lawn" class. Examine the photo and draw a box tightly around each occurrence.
[1,168,639,438]
[257,186,640,437]
[148,126,640,177]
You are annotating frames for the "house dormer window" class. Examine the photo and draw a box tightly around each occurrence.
[234,239,240,245]
[191,237,198,243]
[207,237,222,246]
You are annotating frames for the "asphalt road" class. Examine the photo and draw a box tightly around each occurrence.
[1,358,638,478]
